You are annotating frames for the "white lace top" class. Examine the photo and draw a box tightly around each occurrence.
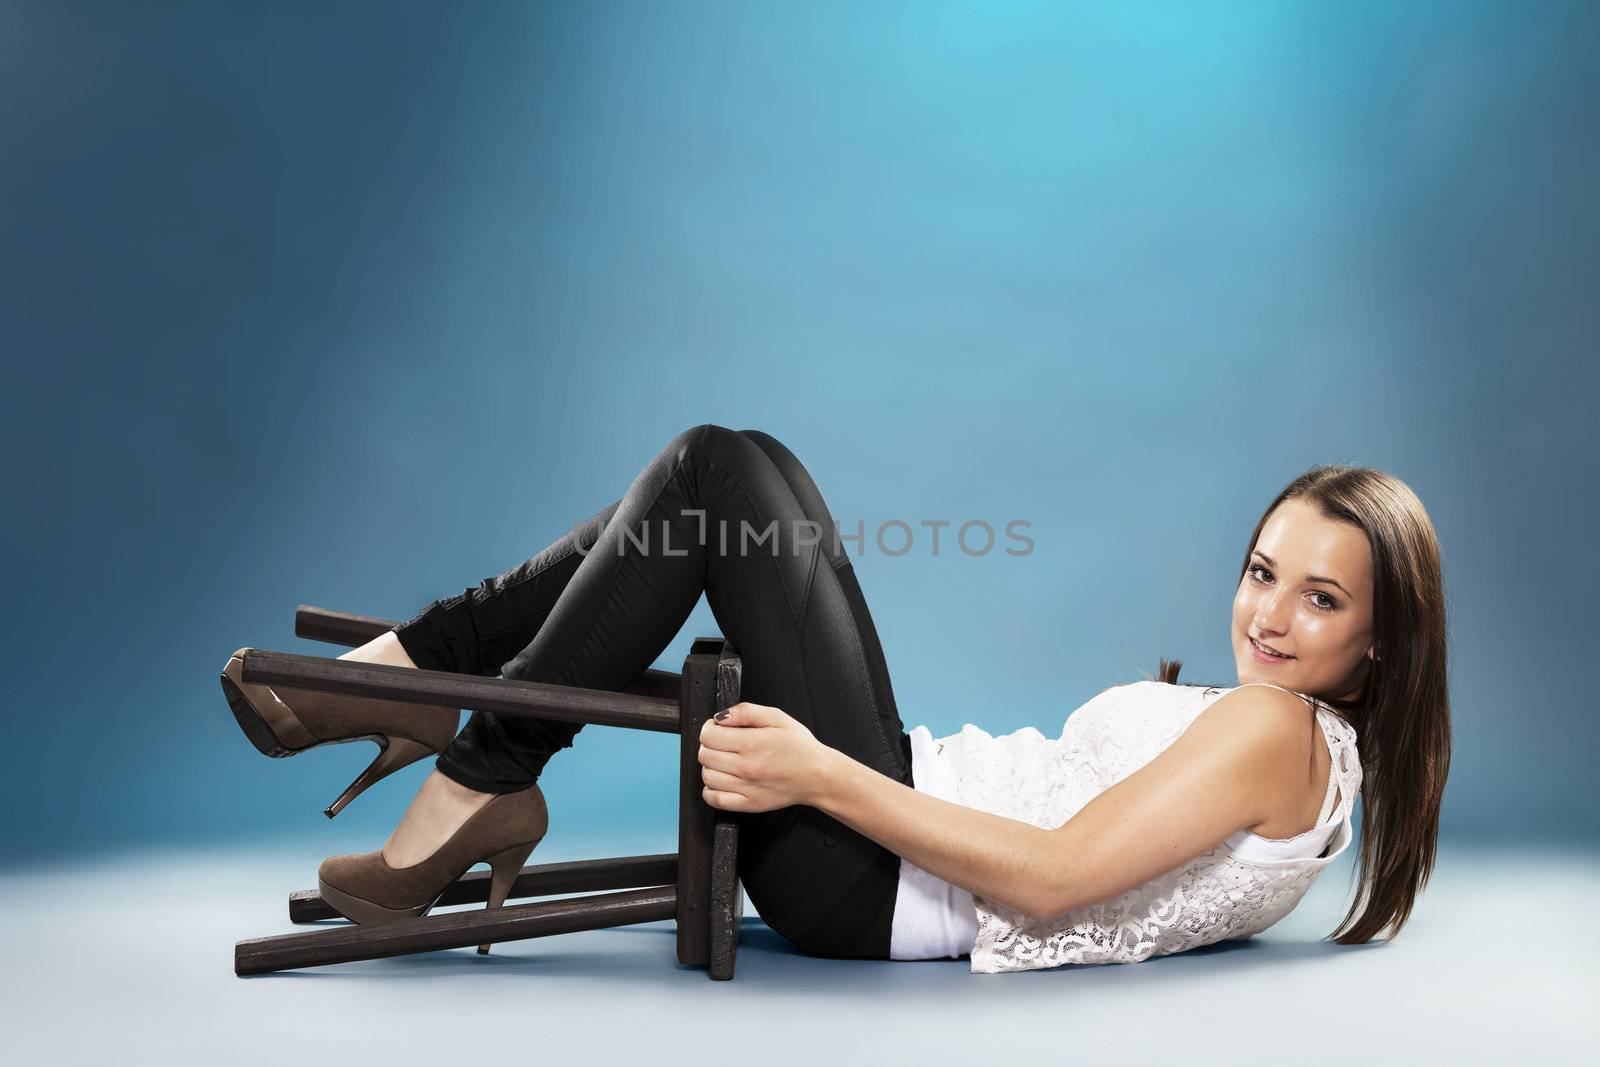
[888,680,1363,973]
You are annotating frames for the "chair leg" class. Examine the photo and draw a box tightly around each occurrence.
[237,886,678,976]
[708,817,741,980]
[676,644,719,966]
[676,638,745,975]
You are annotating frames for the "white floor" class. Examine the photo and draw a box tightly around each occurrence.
[1,838,1593,1066]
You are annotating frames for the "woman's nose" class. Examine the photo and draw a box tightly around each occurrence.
[1253,591,1291,633]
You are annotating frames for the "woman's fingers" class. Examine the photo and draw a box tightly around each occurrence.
[699,703,787,747]
[699,720,755,752]
[703,786,748,811]
[700,766,745,791]
[698,743,741,774]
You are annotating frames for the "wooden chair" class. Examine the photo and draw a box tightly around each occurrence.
[232,605,745,980]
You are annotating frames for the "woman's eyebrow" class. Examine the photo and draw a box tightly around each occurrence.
[1250,550,1353,597]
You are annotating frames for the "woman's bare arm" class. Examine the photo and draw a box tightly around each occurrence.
[699,687,1310,921]
[699,701,1065,917]
[809,750,1068,918]
[1036,686,1314,913]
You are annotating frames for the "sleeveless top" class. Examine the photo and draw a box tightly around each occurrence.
[888,680,1363,973]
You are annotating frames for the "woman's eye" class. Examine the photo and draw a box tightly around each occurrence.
[1249,565,1336,611]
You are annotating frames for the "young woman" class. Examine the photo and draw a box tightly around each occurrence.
[220,423,1450,972]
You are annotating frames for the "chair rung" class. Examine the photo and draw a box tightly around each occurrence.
[241,650,681,733]
[289,853,678,922]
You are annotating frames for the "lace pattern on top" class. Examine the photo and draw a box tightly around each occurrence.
[940,681,1363,974]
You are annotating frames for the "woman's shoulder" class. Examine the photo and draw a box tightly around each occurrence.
[1191,683,1324,749]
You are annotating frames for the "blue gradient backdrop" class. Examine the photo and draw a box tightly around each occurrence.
[3,0,1593,864]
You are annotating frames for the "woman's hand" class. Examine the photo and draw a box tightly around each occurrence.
[698,702,832,813]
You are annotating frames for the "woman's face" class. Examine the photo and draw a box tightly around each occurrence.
[1231,497,1376,702]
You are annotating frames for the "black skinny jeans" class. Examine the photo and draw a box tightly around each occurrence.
[390,424,915,960]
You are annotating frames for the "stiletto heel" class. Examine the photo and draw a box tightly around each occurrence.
[220,647,460,817]
[323,736,439,819]
[478,842,538,955]
[317,784,549,942]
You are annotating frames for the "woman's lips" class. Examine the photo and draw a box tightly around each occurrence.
[1249,636,1295,664]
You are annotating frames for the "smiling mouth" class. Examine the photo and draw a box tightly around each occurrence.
[1250,636,1295,660]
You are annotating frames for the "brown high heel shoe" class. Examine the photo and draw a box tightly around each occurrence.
[220,646,461,818]
[317,783,548,954]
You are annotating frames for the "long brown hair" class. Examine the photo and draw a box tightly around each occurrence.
[1154,464,1451,944]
